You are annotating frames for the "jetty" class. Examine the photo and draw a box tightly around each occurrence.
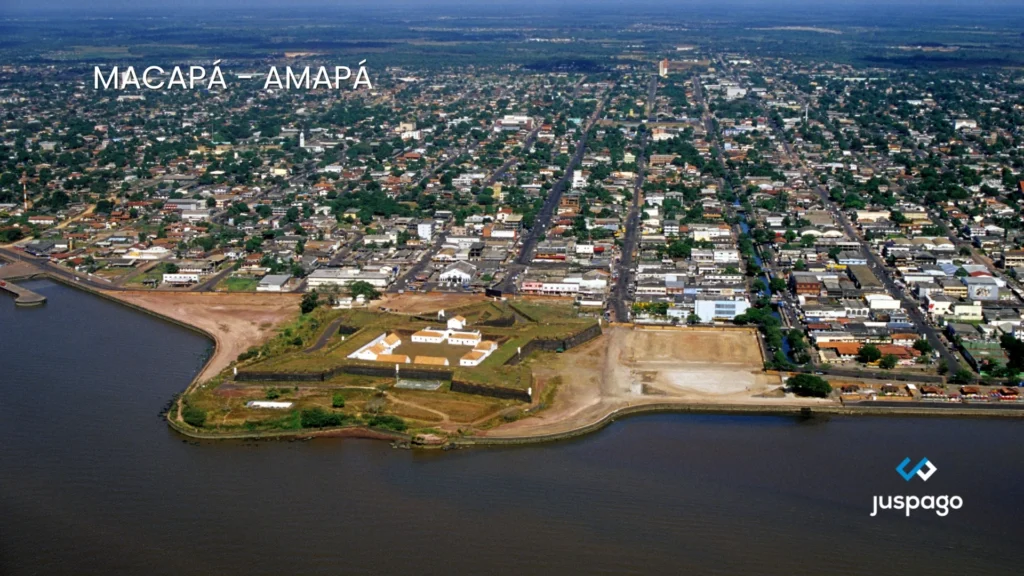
[0,261,47,306]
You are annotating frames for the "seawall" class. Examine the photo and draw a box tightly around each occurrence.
[454,401,1024,447]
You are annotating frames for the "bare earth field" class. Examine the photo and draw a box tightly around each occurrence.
[107,290,300,382]
[485,326,829,438]
[374,291,487,314]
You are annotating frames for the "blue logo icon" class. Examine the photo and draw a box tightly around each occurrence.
[897,457,937,482]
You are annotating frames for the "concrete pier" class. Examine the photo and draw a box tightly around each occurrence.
[0,279,46,305]
[0,262,47,306]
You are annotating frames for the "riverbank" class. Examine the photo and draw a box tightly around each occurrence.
[12,272,1024,446]
[165,418,411,443]
[462,400,1024,446]
[162,392,1024,446]
[167,315,1023,445]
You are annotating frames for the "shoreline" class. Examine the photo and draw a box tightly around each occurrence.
[161,397,1024,445]
[31,272,224,394]
[12,270,1024,447]
[455,400,1024,447]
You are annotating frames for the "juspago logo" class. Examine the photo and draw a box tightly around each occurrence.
[896,457,937,481]
[870,457,963,517]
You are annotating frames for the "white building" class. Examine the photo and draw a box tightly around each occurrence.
[439,261,476,284]
[246,401,294,409]
[410,326,481,346]
[349,333,403,361]
[520,280,580,296]
[181,209,211,223]
[417,220,434,241]
[713,249,741,264]
[694,296,751,323]
[162,273,200,285]
[411,328,448,344]
[459,340,498,367]
[954,118,978,130]
[447,331,482,346]
[494,114,533,132]
[571,170,587,190]
[125,246,171,260]
[864,294,901,310]
[306,267,393,290]
[257,274,291,292]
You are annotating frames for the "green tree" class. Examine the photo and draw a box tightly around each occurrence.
[913,339,933,355]
[182,405,207,428]
[950,368,975,384]
[366,414,407,432]
[245,236,264,252]
[879,354,898,370]
[787,374,832,398]
[858,344,882,364]
[999,334,1024,372]
[300,407,344,428]
[332,393,346,408]
[348,280,380,300]
[300,290,319,314]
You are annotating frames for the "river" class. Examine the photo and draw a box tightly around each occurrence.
[2,279,1022,575]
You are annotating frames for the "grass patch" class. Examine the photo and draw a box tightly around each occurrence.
[219,276,259,292]
[183,301,602,435]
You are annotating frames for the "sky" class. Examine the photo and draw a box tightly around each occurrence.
[0,0,1016,13]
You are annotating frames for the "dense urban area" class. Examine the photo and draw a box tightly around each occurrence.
[5,40,1024,420]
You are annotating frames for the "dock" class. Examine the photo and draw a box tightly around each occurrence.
[0,262,47,306]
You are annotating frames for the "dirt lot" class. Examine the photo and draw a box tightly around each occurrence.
[485,326,828,438]
[622,328,764,395]
[374,291,487,315]
[108,290,301,382]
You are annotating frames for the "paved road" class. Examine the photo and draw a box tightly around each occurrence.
[0,247,122,292]
[496,91,609,294]
[327,230,364,266]
[763,111,963,373]
[193,262,236,292]
[305,316,346,353]
[388,234,445,294]
[483,127,540,188]
[609,74,658,322]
